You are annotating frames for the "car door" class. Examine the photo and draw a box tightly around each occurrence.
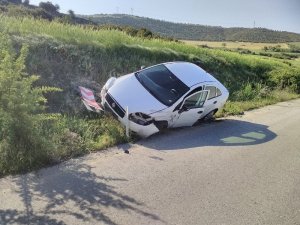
[202,85,223,116]
[171,90,209,128]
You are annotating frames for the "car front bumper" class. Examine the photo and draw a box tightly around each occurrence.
[103,96,159,138]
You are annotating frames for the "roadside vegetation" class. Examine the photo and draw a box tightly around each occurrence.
[0,15,299,176]
[0,32,127,176]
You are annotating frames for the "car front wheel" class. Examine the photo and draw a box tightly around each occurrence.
[202,109,218,121]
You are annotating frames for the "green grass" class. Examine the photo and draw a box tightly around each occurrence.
[0,15,299,176]
[289,42,300,48]
[0,15,293,68]
[217,90,299,117]
[49,115,128,159]
[8,16,296,94]
[292,58,300,67]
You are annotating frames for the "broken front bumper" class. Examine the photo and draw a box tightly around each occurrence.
[103,95,159,138]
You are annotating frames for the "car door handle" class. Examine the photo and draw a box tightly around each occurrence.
[213,101,217,104]
[197,111,203,114]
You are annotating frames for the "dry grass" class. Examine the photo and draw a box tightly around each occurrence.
[182,40,289,50]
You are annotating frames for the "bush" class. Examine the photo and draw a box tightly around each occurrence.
[232,82,271,101]
[3,4,50,20]
[267,67,300,92]
[0,33,128,176]
[0,33,60,175]
[288,43,300,53]
[23,0,29,6]
[39,1,59,14]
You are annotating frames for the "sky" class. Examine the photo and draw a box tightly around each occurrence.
[30,0,300,33]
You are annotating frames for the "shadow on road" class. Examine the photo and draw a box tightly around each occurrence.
[0,208,66,225]
[0,164,162,225]
[139,119,277,150]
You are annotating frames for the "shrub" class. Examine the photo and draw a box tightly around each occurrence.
[23,0,29,6]
[267,67,300,92]
[0,33,60,175]
[0,33,128,176]
[232,82,272,101]
[39,1,59,14]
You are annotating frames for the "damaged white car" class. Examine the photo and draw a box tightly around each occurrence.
[97,62,229,138]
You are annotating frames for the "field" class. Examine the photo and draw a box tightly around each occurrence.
[182,40,290,50]
[0,15,299,176]
[293,57,300,66]
[182,40,300,67]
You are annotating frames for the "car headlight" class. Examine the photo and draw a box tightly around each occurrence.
[101,77,117,104]
[129,112,153,126]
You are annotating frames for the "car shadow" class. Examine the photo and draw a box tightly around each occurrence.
[138,119,277,150]
[1,163,162,225]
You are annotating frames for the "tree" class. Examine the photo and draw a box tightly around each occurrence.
[23,0,29,6]
[39,1,59,14]
[7,0,22,4]
[0,0,9,5]
[136,28,152,38]
[54,3,59,11]
[68,9,74,18]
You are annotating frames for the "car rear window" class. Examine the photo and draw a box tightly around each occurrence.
[205,86,222,99]
[135,65,189,106]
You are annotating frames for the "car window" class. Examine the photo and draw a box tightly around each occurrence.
[205,86,222,99]
[173,86,203,111]
[206,86,216,99]
[135,65,190,106]
[182,91,208,109]
[216,88,222,97]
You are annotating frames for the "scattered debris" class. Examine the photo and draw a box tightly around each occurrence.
[79,86,103,113]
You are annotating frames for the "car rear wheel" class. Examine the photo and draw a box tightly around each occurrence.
[202,109,217,121]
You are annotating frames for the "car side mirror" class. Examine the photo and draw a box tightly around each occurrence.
[178,105,189,114]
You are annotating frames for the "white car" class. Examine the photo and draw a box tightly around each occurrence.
[101,62,229,138]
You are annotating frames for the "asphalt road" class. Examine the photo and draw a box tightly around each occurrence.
[1,99,300,225]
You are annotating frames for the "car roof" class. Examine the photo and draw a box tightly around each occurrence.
[163,62,217,87]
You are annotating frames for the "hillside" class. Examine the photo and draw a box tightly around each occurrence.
[84,14,300,43]
[2,1,299,43]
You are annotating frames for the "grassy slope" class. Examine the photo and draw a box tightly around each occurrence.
[0,15,299,175]
[1,15,299,114]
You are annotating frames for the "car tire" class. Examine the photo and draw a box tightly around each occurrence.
[202,109,217,122]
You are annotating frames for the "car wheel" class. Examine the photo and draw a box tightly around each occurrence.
[203,109,217,121]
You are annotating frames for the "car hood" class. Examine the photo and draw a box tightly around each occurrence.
[107,73,168,115]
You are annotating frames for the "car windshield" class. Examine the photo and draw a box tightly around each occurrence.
[135,65,189,106]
